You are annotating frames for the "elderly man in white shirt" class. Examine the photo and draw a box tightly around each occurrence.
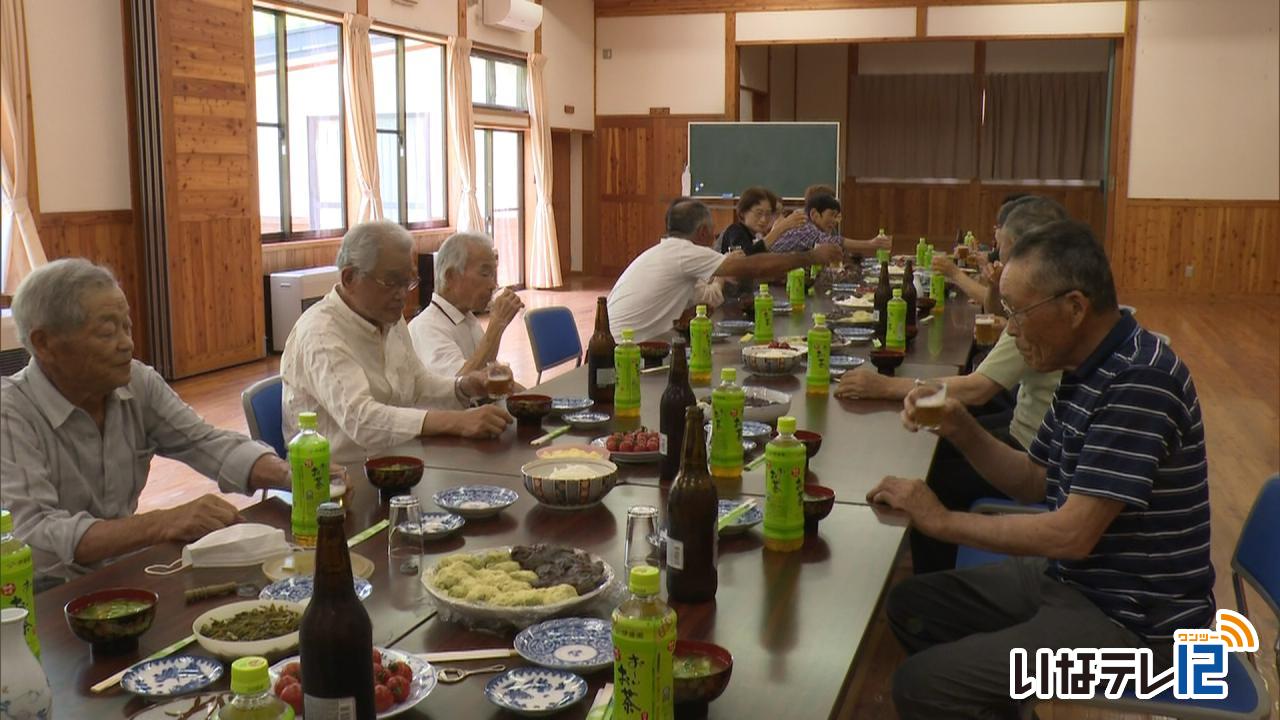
[608,198,843,341]
[281,221,512,464]
[408,232,524,377]
[1,259,293,584]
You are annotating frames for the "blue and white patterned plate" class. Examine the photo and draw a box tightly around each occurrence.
[716,320,754,334]
[514,617,614,672]
[773,303,792,313]
[562,410,611,430]
[420,511,466,539]
[719,499,764,535]
[834,326,876,343]
[830,355,867,371]
[831,282,861,293]
[550,397,594,414]
[120,654,223,699]
[705,420,772,441]
[485,667,588,717]
[710,330,731,343]
[433,485,519,519]
[259,575,372,603]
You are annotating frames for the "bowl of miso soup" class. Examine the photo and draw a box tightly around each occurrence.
[673,640,733,708]
[64,587,158,655]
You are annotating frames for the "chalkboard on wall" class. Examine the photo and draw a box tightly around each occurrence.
[688,122,840,201]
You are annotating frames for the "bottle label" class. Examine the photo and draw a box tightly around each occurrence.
[709,395,744,474]
[290,442,330,545]
[304,695,357,719]
[0,544,39,657]
[658,432,668,456]
[806,330,831,386]
[612,611,676,720]
[594,367,616,387]
[666,538,684,570]
[764,445,807,543]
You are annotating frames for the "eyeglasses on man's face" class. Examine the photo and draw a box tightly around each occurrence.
[369,274,420,293]
[1000,289,1073,328]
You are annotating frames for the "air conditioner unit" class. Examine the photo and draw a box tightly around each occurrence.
[483,0,542,33]
[265,266,340,353]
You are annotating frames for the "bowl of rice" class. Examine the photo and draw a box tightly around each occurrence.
[520,457,620,510]
[741,345,805,375]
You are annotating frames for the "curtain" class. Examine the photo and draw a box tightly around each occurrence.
[849,74,976,179]
[1,0,45,294]
[447,37,484,234]
[524,53,561,289]
[981,72,1107,181]
[341,14,382,223]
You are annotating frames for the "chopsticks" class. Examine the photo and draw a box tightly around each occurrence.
[745,453,768,472]
[90,634,198,693]
[640,364,669,375]
[586,684,615,720]
[347,519,389,548]
[418,648,518,663]
[530,425,571,446]
[717,499,757,532]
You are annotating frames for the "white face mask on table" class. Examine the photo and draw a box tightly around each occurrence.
[144,524,291,575]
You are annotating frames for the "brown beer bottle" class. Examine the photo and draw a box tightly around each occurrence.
[300,502,374,719]
[659,337,697,484]
[587,297,617,404]
[874,260,892,342]
[666,405,718,603]
[902,259,918,336]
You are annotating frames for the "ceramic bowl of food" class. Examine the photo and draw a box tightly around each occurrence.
[794,430,823,459]
[192,600,305,661]
[803,485,836,535]
[638,340,671,369]
[741,386,792,423]
[869,349,906,377]
[673,640,734,706]
[65,587,158,655]
[741,345,804,376]
[508,394,553,428]
[521,457,620,510]
[364,455,425,495]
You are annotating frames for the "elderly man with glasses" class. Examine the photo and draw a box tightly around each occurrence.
[281,221,512,465]
[867,220,1213,719]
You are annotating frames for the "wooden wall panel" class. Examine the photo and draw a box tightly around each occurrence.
[156,0,264,378]
[551,131,572,278]
[1112,200,1279,294]
[36,210,148,361]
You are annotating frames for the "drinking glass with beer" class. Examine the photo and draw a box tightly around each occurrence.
[974,314,1000,347]
[955,244,971,267]
[912,380,947,431]
[486,361,514,402]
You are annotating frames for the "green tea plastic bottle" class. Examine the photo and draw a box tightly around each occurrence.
[688,305,713,385]
[615,328,642,419]
[215,656,296,720]
[0,509,38,657]
[786,268,806,313]
[611,566,676,720]
[763,417,806,553]
[709,368,745,479]
[886,288,907,352]
[877,229,891,265]
[288,412,330,548]
[915,237,928,269]
[931,271,947,313]
[805,314,832,396]
[753,284,773,344]
[926,243,936,269]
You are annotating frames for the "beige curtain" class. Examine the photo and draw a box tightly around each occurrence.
[524,53,561,289]
[342,14,382,223]
[447,37,484,234]
[1,0,45,294]
[849,74,977,179]
[981,72,1107,181]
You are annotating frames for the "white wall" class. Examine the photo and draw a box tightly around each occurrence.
[986,39,1112,73]
[369,0,456,35]
[739,45,769,92]
[769,45,796,121]
[25,0,132,212]
[795,44,847,123]
[293,0,356,14]
[542,0,594,131]
[737,7,915,44]
[858,41,973,74]
[596,14,726,115]
[468,0,535,53]
[1128,0,1280,199]
[928,2,1125,38]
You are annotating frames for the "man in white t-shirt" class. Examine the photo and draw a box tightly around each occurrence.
[608,198,842,341]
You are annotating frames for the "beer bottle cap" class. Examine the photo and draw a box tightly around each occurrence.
[778,416,797,435]
[298,412,318,429]
[316,502,344,519]
[229,656,270,695]
[0,509,11,535]
[720,368,736,383]
[893,288,902,298]
[759,283,769,295]
[628,565,660,596]
[813,313,826,326]
[695,304,707,316]
[621,328,634,342]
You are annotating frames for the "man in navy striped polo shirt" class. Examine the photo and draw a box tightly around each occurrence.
[866,220,1213,719]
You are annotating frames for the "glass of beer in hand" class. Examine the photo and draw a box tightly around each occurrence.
[913,380,947,431]
[974,314,1000,347]
[955,244,971,267]
[486,361,514,402]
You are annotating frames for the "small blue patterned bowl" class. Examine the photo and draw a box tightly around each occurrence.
[514,617,613,672]
[433,485,519,519]
[485,667,588,716]
[121,654,223,699]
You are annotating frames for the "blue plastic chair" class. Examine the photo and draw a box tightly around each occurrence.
[524,306,582,384]
[954,498,1049,569]
[241,375,287,459]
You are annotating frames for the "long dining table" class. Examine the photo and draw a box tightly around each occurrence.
[32,269,982,719]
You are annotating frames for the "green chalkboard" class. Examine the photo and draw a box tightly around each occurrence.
[688,122,840,201]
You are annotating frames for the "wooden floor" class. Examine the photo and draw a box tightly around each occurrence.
[144,282,1279,719]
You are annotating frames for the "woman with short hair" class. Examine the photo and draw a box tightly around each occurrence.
[715,185,806,255]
